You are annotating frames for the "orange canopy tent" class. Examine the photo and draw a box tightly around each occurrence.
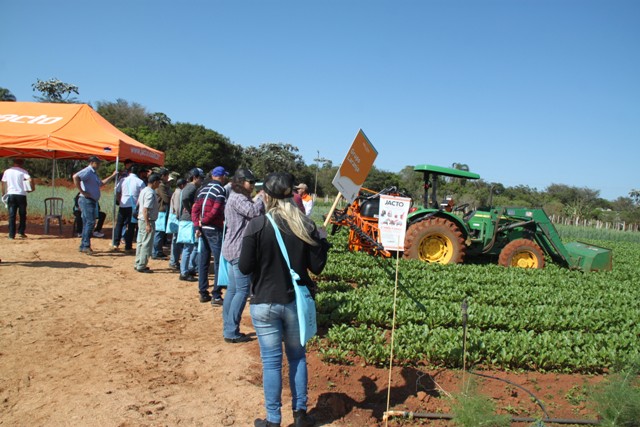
[0,102,164,165]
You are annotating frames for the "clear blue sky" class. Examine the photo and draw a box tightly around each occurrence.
[2,0,638,200]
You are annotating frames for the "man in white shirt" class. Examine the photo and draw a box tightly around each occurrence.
[112,164,145,252]
[1,158,35,239]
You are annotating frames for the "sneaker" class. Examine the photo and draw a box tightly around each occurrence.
[168,263,180,270]
[211,298,224,306]
[224,333,251,344]
[110,245,120,251]
[18,234,27,239]
[79,247,94,255]
[151,253,168,260]
[136,268,153,273]
[92,231,105,238]
[199,294,212,303]
[179,274,197,282]
[292,410,316,427]
[124,248,135,255]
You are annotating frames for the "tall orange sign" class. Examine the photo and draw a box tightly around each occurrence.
[332,129,378,203]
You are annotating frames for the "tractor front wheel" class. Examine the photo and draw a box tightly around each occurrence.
[404,218,466,264]
[498,239,545,269]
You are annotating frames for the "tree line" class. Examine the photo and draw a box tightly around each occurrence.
[2,81,639,227]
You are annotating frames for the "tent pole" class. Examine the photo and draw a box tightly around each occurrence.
[111,157,120,248]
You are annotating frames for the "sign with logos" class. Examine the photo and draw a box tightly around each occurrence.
[378,195,411,251]
[331,129,378,204]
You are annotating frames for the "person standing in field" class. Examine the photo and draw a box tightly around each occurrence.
[221,168,264,343]
[240,172,330,427]
[152,168,171,259]
[72,156,117,254]
[295,183,313,216]
[134,173,161,273]
[192,166,229,304]
[1,158,35,240]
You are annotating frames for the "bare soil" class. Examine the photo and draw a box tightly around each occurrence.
[0,219,603,426]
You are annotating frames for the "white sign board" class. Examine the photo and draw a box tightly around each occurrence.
[378,195,412,251]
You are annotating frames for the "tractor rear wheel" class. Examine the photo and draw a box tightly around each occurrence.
[498,239,545,269]
[404,218,466,264]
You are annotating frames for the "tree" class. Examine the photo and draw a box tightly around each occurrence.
[32,78,79,103]
[243,143,306,180]
[158,123,244,175]
[96,99,149,128]
[630,189,640,205]
[0,87,16,101]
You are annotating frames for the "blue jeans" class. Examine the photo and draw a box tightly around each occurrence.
[250,301,307,424]
[169,234,182,266]
[7,194,27,238]
[198,228,223,299]
[79,197,98,250]
[223,258,251,339]
[153,229,166,257]
[180,242,197,276]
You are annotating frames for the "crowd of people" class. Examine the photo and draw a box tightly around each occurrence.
[2,156,329,427]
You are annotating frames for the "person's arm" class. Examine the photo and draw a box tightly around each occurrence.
[72,171,89,199]
[100,170,118,186]
[234,194,265,219]
[26,174,35,192]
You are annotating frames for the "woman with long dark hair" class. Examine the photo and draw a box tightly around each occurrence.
[221,168,264,343]
[239,172,330,427]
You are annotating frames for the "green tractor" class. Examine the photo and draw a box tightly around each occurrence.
[330,164,612,271]
[403,164,612,271]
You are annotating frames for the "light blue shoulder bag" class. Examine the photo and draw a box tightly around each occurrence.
[266,213,317,346]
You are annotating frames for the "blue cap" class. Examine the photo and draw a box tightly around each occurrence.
[211,166,229,177]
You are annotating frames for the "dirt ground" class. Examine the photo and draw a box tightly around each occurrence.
[0,219,604,427]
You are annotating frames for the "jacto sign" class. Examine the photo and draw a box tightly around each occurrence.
[0,114,64,125]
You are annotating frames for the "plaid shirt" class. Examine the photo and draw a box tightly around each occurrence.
[221,190,265,261]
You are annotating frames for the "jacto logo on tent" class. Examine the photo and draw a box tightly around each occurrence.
[0,114,64,125]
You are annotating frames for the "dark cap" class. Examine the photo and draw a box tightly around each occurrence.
[211,166,229,177]
[189,167,204,179]
[88,155,102,163]
[176,178,187,187]
[147,173,161,184]
[234,168,257,182]
[157,167,169,176]
[264,172,295,199]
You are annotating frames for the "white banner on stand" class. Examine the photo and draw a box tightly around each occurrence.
[378,195,411,251]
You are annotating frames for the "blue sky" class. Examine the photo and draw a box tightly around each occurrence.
[2,0,638,200]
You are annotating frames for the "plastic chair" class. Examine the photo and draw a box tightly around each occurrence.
[44,197,64,235]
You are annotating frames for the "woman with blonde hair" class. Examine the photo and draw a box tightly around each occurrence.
[239,172,330,427]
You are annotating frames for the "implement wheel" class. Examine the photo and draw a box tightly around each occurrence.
[499,239,545,269]
[404,218,465,264]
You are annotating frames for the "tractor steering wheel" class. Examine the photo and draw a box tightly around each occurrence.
[453,203,470,214]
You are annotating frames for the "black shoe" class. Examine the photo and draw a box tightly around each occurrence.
[199,294,212,303]
[211,298,223,306]
[152,253,168,259]
[224,333,251,344]
[292,410,315,427]
[168,263,179,270]
[179,274,197,282]
[136,268,153,273]
[254,419,280,427]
